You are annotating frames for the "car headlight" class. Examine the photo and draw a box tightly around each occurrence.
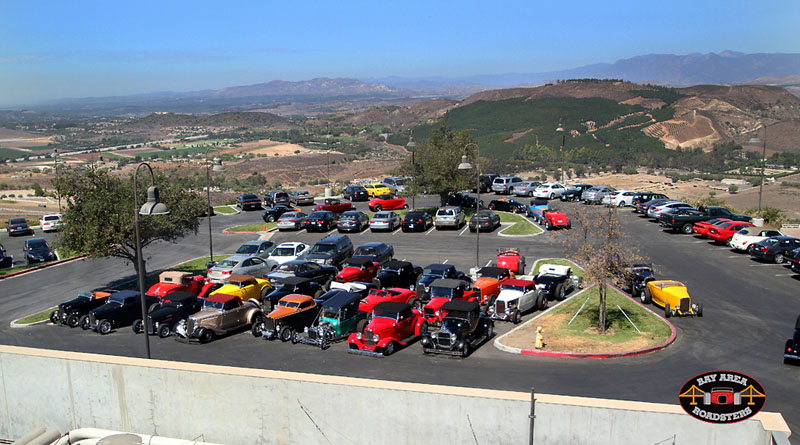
[508,301,517,308]
[435,310,441,317]
[372,334,379,342]
[356,332,362,340]
[304,326,309,333]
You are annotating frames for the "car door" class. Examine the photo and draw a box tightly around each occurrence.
[222,299,245,330]
[250,257,268,276]
[121,296,140,324]
[295,244,308,259]
[519,286,537,312]
[239,258,254,275]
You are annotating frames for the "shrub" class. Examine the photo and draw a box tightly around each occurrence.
[622,166,638,175]
[728,185,739,193]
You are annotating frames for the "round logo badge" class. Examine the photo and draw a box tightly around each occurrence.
[679,370,766,423]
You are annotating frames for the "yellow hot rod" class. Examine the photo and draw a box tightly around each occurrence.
[641,280,703,318]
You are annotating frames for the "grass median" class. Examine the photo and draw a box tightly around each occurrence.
[213,205,238,215]
[226,222,277,232]
[496,211,543,236]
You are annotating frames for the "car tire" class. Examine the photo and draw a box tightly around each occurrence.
[356,319,368,334]
[158,324,172,338]
[462,341,470,357]
[775,254,785,264]
[148,302,160,313]
[383,341,396,356]
[536,294,548,310]
[199,328,215,343]
[545,220,552,230]
[98,320,112,335]
[555,283,566,301]
[280,326,293,342]
[79,315,91,330]
[132,319,144,334]
[252,321,265,337]
[696,303,703,317]
[681,224,693,235]
[313,290,323,300]
[513,310,521,324]
[50,309,60,324]
[486,322,494,339]
[641,288,652,304]
[374,204,382,211]
[323,278,332,291]
[266,214,275,222]
[618,201,625,207]
[550,193,555,200]
[67,313,81,328]
[409,298,421,311]
[664,304,671,318]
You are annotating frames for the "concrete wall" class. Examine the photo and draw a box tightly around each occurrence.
[0,346,789,445]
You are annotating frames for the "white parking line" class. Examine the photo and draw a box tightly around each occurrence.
[459,226,469,236]
[749,264,775,266]
[392,227,402,235]
[424,227,436,235]
[485,260,492,267]
[327,229,337,235]
[775,273,794,277]
[727,255,742,258]
[443,258,449,264]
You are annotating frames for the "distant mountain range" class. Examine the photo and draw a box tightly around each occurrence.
[8,51,800,117]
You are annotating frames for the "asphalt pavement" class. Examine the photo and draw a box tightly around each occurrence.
[1,194,798,434]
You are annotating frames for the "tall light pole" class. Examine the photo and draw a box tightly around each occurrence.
[748,124,769,219]
[458,143,480,269]
[556,119,566,183]
[204,147,224,267]
[407,133,416,210]
[326,131,332,197]
[133,162,170,359]
[54,148,61,212]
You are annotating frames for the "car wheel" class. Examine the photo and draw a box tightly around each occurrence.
[555,283,566,301]
[98,320,112,335]
[618,201,625,207]
[158,324,172,338]
[67,313,81,328]
[419,321,429,336]
[292,331,300,344]
[383,341,396,356]
[313,290,323,300]
[775,254,785,264]
[280,326,294,342]
[374,204,382,211]
[148,302,160,313]
[267,214,275,222]
[356,319,368,334]
[79,315,91,330]
[545,220,552,230]
[641,288,652,304]
[664,304,671,318]
[409,298,421,311]
[462,341,470,357]
[681,224,693,235]
[49,309,60,324]
[696,303,703,317]
[550,193,555,200]
[199,328,215,343]
[537,294,548,311]
[486,322,494,339]
[513,310,521,324]
[252,321,265,337]
[323,278,332,291]
[131,319,144,334]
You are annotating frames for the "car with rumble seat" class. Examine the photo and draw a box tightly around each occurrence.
[295,292,367,349]
[51,290,112,327]
[253,294,320,342]
[175,293,264,343]
[208,274,273,304]
[347,301,421,356]
[488,279,543,323]
[533,263,580,301]
[358,287,420,313]
[82,290,159,334]
[420,300,494,357]
[145,271,218,300]
[641,280,703,318]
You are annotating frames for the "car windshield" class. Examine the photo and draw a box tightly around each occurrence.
[44,215,60,221]
[203,300,225,310]
[373,310,399,320]
[277,300,300,309]
[500,284,526,292]
[311,244,334,254]
[276,263,298,272]
[354,247,376,256]
[431,287,455,299]
[108,294,129,305]
[475,211,493,218]
[309,212,328,218]
[222,279,246,288]
[273,247,296,256]
[340,213,358,220]
[242,194,258,200]
[9,218,26,224]
[393,178,405,186]
[437,209,454,216]
[442,318,468,331]
[77,291,94,300]
[763,239,779,246]
[215,259,238,268]
[27,239,48,249]
[374,212,391,219]
[423,268,447,277]
[405,212,426,219]
[322,307,340,318]
[235,244,259,254]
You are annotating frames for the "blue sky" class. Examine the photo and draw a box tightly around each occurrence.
[1,0,798,107]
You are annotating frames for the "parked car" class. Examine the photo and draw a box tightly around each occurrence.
[306,234,354,267]
[533,263,580,301]
[401,211,433,232]
[134,292,203,338]
[209,274,274,303]
[268,242,311,265]
[659,205,751,233]
[479,174,500,193]
[370,211,402,232]
[235,193,262,211]
[7,217,33,236]
[235,240,277,259]
[305,210,337,232]
[419,278,479,329]
[434,206,466,229]
[648,201,694,219]
[487,198,527,214]
[295,291,367,349]
[51,290,112,327]
[263,277,326,308]
[314,198,354,214]
[372,260,423,290]
[641,280,703,318]
[532,183,567,199]
[262,205,295,223]
[383,177,406,194]
[608,190,637,207]
[416,264,468,302]
[267,260,339,288]
[347,302,421,356]
[444,191,481,209]
[364,183,391,197]
[254,294,320,341]
[174,294,264,343]
[359,287,420,313]
[336,257,381,284]
[207,254,275,283]
[0,243,13,268]
[691,218,732,237]
[352,242,394,264]
[730,227,784,252]
[145,271,218,300]
[290,190,315,206]
[560,184,593,201]
[368,194,406,211]
[82,290,159,334]
[23,238,55,264]
[707,221,755,244]
[497,248,526,275]
[617,263,656,299]
[512,181,541,197]
[263,190,290,207]
[749,236,800,264]
[784,314,800,365]
[538,209,570,230]
[276,211,308,231]
[528,199,549,223]
[470,266,512,308]
[39,214,63,232]
[469,210,501,232]
[420,300,493,357]
[337,210,370,233]
[631,192,668,208]
[492,176,523,194]
[488,279,542,323]
[581,186,615,204]
[600,191,620,206]
[343,184,369,201]
[635,198,673,215]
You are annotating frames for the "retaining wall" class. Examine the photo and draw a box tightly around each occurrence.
[0,346,789,444]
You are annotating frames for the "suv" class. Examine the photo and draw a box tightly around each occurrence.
[383,177,406,194]
[306,234,354,267]
[434,206,466,230]
[491,176,523,194]
[479,174,500,193]
[235,193,262,211]
[263,190,290,207]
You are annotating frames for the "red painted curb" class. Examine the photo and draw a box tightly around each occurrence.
[222,230,262,234]
[514,284,678,359]
[0,255,87,281]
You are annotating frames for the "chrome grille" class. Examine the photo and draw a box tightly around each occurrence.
[264,317,276,332]
[436,332,453,347]
[364,330,375,346]
[308,329,319,340]
[495,300,506,315]
[88,312,97,327]
[186,318,196,334]
[680,299,690,314]
[424,308,435,318]
[145,316,154,333]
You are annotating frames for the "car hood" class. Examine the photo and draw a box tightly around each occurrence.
[306,253,333,260]
[148,306,180,321]
[59,296,94,310]
[213,284,248,295]
[267,306,299,320]
[418,275,440,287]
[534,275,560,287]
[424,297,451,311]
[660,286,690,300]
[146,282,180,297]
[90,303,124,317]
[496,289,523,302]
[473,277,498,288]
[337,268,362,279]
[365,317,398,334]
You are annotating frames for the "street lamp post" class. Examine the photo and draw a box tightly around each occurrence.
[204,147,223,266]
[133,162,170,359]
[326,131,332,195]
[556,119,566,183]
[748,125,769,219]
[458,143,480,269]
[407,133,416,210]
[54,148,61,212]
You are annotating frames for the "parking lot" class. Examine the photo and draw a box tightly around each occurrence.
[1,192,799,433]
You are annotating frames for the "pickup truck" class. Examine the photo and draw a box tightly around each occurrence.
[658,206,751,234]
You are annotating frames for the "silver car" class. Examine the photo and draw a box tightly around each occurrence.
[290,190,315,206]
[234,240,276,259]
[512,181,540,197]
[370,211,401,232]
[434,206,466,229]
[207,254,276,283]
[492,176,523,194]
[581,186,615,204]
[276,211,307,231]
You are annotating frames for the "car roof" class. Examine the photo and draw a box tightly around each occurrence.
[344,257,374,266]
[373,301,411,313]
[279,276,314,286]
[206,293,240,303]
[226,274,258,285]
[164,292,197,303]
[383,260,412,269]
[431,278,465,288]
[502,279,536,286]
[224,254,256,261]
[478,266,509,277]
[424,264,451,270]
[280,294,315,304]
[110,290,141,299]
[241,240,270,246]
[373,212,393,217]
[323,291,362,308]
[277,242,304,247]
[442,299,479,312]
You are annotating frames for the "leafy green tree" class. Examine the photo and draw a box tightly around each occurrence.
[399,124,476,203]
[31,182,45,197]
[54,169,204,277]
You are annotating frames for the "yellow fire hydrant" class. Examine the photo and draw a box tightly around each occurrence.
[535,326,545,349]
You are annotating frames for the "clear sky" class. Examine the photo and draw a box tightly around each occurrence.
[1,0,798,107]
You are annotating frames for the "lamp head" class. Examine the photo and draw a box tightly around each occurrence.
[457,155,473,170]
[139,186,170,216]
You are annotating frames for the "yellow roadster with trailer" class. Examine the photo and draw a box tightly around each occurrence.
[641,280,703,318]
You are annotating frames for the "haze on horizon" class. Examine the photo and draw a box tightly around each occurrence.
[1,0,798,108]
